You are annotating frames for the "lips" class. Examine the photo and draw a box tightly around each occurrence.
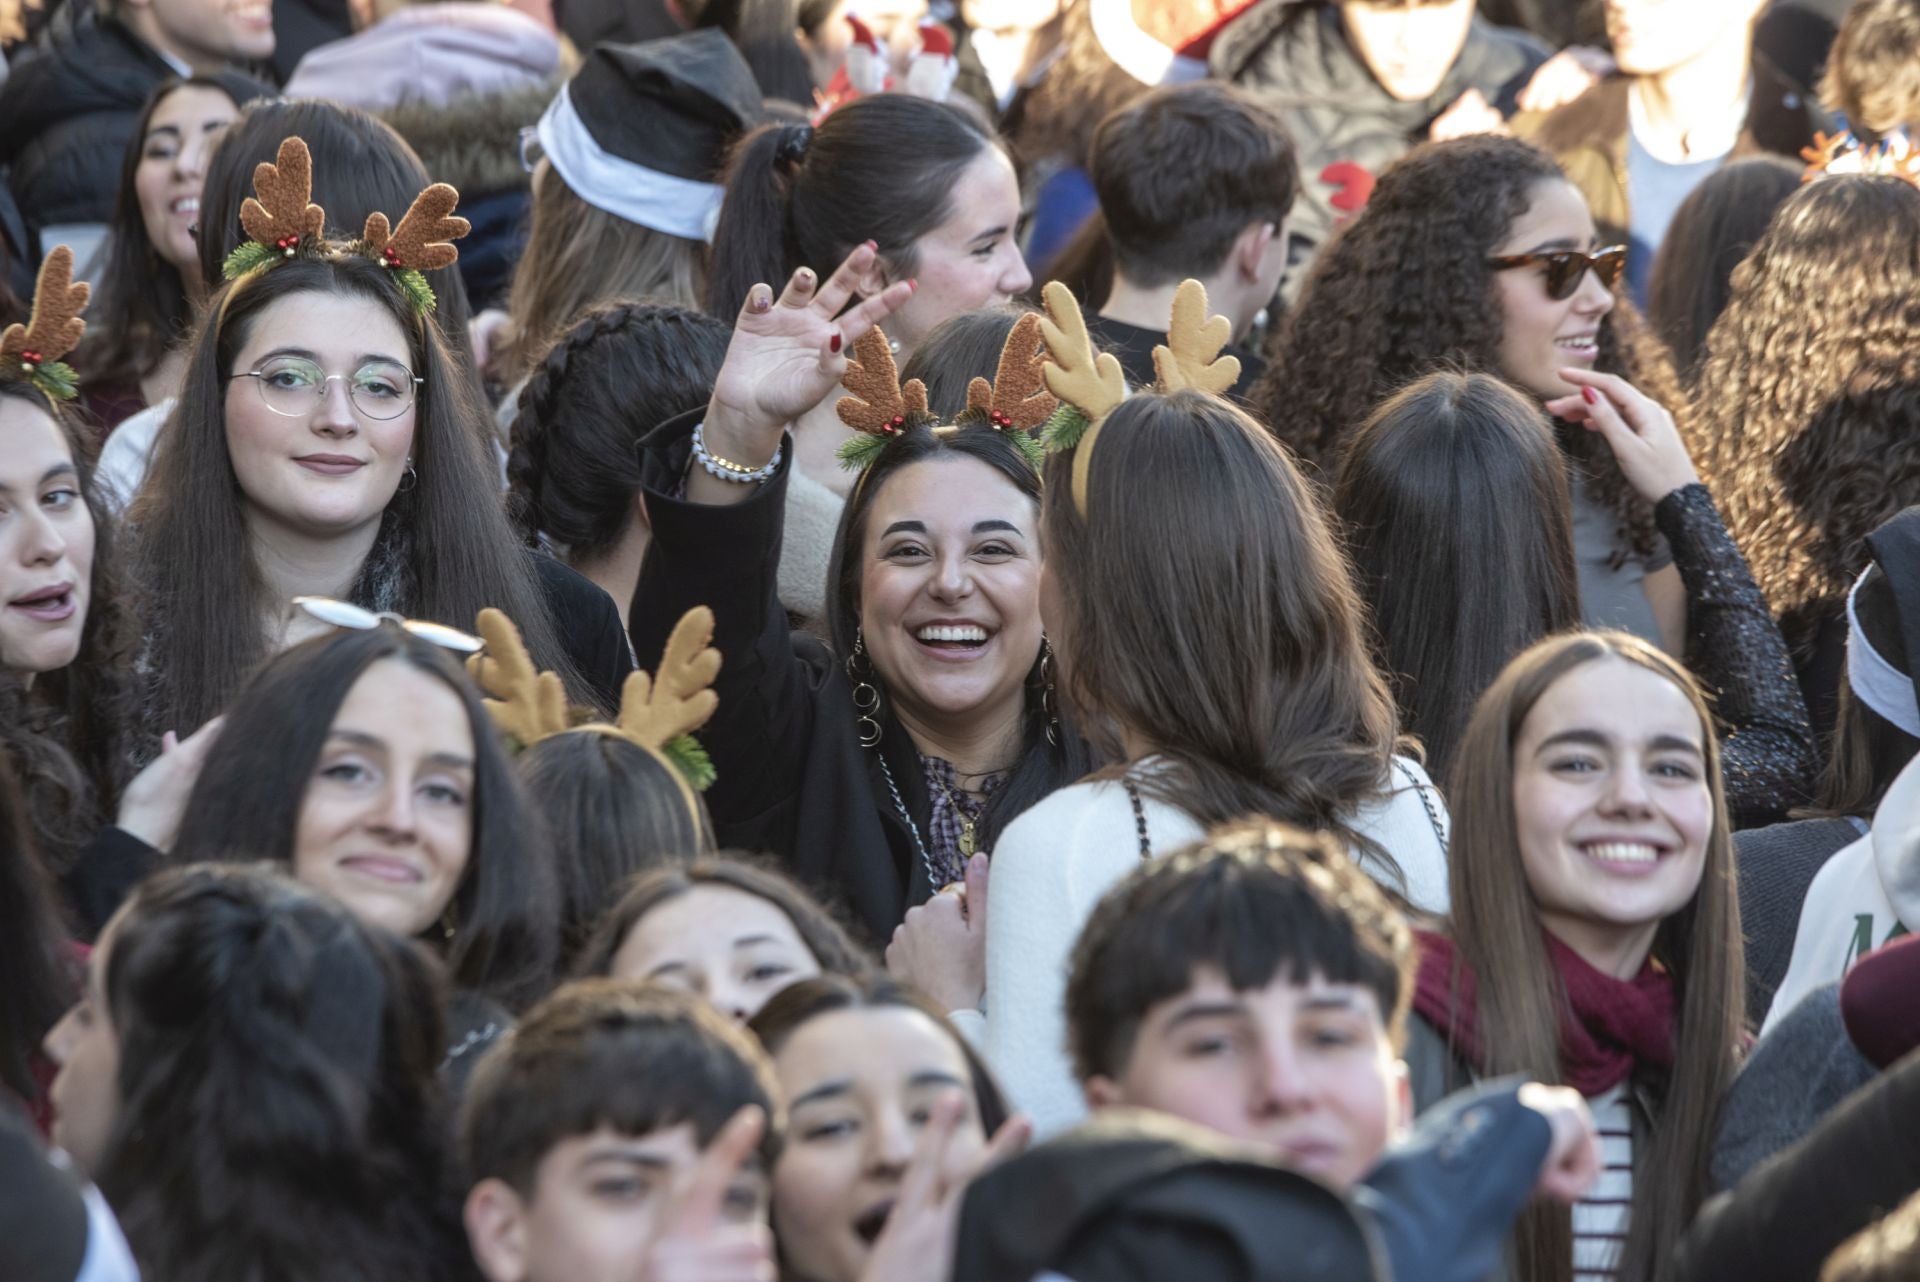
[7,582,76,622]
[339,855,422,884]
[1577,840,1667,873]
[294,454,367,476]
[1554,333,1599,361]
[853,1198,895,1245]
[911,619,994,659]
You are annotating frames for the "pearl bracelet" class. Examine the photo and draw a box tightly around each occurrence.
[691,420,781,484]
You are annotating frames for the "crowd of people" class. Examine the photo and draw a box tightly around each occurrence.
[5,0,1920,1278]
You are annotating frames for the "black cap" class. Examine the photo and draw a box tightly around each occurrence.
[568,29,764,184]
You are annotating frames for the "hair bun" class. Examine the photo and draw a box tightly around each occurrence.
[775,124,813,169]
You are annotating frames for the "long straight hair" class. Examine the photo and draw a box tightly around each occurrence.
[168,625,560,1010]
[1334,371,1581,782]
[1444,632,1744,1282]
[0,751,73,1101]
[1042,389,1408,888]
[130,254,580,738]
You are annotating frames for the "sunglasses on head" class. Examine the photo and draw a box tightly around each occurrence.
[292,596,484,654]
[1486,245,1628,301]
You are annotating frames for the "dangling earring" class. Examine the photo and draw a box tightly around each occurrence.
[1039,635,1061,747]
[398,457,418,493]
[437,904,458,944]
[847,629,883,749]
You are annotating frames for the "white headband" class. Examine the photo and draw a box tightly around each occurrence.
[1847,566,1920,737]
[537,84,725,244]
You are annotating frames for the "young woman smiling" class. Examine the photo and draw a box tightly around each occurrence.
[1410,632,1744,1282]
[631,244,1091,944]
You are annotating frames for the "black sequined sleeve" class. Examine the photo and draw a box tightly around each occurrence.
[1656,483,1816,827]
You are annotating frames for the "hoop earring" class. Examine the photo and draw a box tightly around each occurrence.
[398,459,418,493]
[847,629,883,749]
[1039,635,1061,747]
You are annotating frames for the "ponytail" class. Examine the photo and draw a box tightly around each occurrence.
[707,124,807,315]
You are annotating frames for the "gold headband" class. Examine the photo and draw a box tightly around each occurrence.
[467,607,722,825]
[0,246,89,405]
[1036,278,1239,516]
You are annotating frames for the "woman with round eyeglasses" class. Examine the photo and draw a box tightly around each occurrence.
[126,204,632,749]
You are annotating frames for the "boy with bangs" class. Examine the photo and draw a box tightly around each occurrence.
[461,979,783,1282]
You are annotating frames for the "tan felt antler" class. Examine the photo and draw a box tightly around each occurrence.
[964,311,1057,428]
[363,183,470,272]
[836,327,928,432]
[468,608,571,748]
[1037,281,1126,422]
[239,137,327,251]
[0,245,88,365]
[618,607,722,750]
[1152,279,1240,396]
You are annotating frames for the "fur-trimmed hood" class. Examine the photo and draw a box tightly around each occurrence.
[383,79,561,197]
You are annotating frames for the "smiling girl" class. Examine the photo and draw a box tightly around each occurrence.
[1410,631,1744,1282]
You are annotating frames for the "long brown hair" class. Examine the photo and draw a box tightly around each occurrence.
[1254,135,1686,562]
[131,255,579,739]
[1690,175,1920,654]
[1042,388,1408,890]
[1444,632,1744,1282]
[1334,371,1581,783]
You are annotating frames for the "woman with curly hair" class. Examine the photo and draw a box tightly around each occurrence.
[1688,175,1920,738]
[1255,134,1690,654]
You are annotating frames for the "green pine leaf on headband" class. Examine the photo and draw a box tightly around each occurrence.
[1007,428,1047,471]
[394,268,438,315]
[662,735,717,792]
[222,240,277,280]
[31,360,79,402]
[1039,403,1091,453]
[836,431,891,472]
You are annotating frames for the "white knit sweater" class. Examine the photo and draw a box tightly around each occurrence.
[951,756,1450,1137]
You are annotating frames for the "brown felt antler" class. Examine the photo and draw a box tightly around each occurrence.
[964,311,1057,429]
[617,607,722,750]
[238,137,327,253]
[468,608,572,749]
[836,327,928,433]
[0,245,89,368]
[1152,279,1240,396]
[362,183,470,272]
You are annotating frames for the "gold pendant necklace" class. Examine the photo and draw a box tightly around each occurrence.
[937,776,979,856]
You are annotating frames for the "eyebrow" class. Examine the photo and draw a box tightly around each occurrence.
[145,124,182,140]
[325,728,475,771]
[790,1079,853,1110]
[580,1149,673,1173]
[969,224,1011,245]
[0,461,77,495]
[1536,728,1702,757]
[733,933,781,948]
[1522,236,1584,253]
[879,519,1026,539]
[1162,1000,1248,1032]
[258,346,409,367]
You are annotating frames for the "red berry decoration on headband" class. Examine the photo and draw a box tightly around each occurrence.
[382,245,401,268]
[20,349,41,369]
[989,409,1012,428]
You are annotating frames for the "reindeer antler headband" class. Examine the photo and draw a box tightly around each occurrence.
[1036,278,1239,516]
[221,136,470,315]
[834,311,1055,476]
[1801,127,1920,186]
[468,607,722,815]
[0,247,90,405]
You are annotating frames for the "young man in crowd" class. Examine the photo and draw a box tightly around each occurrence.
[461,980,783,1282]
[1210,0,1548,299]
[0,0,275,244]
[1085,81,1295,401]
[1514,0,1818,301]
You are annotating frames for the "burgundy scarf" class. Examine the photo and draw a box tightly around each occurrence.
[1413,928,1676,1096]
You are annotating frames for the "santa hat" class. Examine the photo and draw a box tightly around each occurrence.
[903,21,959,102]
[844,13,888,95]
[536,29,763,243]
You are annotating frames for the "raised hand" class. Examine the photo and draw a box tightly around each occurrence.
[857,1093,1032,1282]
[1545,367,1701,502]
[643,1105,776,1282]
[886,851,990,1012]
[699,244,917,484]
[117,717,227,850]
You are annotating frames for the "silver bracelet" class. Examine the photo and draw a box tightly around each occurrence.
[691,420,781,484]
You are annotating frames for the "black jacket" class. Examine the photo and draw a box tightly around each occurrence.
[630,412,1087,944]
[0,12,179,234]
[1210,1,1547,299]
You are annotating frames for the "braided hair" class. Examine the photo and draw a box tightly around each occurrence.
[507,301,730,560]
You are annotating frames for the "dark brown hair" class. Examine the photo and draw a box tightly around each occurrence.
[577,854,871,981]
[706,94,998,317]
[1690,175,1920,656]
[1443,631,1743,1282]
[1819,0,1920,144]
[1042,388,1408,889]
[1645,156,1802,382]
[1254,135,1684,562]
[1333,370,1581,782]
[1803,566,1920,819]
[0,748,72,1100]
[131,253,582,739]
[462,977,784,1194]
[1065,817,1413,1084]
[1090,81,1298,287]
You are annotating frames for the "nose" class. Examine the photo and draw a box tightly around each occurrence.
[1252,1036,1316,1118]
[42,1004,80,1065]
[312,374,360,438]
[18,501,70,567]
[1000,245,1033,297]
[366,778,418,840]
[865,1103,918,1175]
[928,546,975,602]
[707,975,752,1024]
[1573,263,1616,318]
[1599,761,1655,815]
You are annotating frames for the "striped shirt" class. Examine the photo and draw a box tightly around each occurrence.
[1574,1086,1634,1281]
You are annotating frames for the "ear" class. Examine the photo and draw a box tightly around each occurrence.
[1388,1058,1413,1141]
[851,250,895,300]
[1232,221,1276,283]
[465,1178,532,1282]
[632,489,652,533]
[1082,1074,1126,1111]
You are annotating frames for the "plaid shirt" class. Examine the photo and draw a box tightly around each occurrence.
[920,755,1004,887]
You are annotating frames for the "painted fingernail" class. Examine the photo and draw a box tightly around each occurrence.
[1581,386,1598,404]
[864,239,878,251]
[907,278,919,293]
[750,288,771,313]
[797,267,814,285]
[829,333,842,353]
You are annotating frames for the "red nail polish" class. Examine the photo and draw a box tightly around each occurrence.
[1581,386,1598,404]
[864,239,878,252]
[829,333,842,353]
[908,278,919,293]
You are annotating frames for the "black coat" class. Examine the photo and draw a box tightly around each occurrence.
[630,412,1087,944]
[0,12,178,234]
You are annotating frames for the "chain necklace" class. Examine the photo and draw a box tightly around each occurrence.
[876,752,943,893]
